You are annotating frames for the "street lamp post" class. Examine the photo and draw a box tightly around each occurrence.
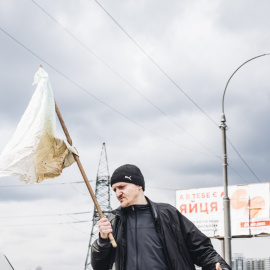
[220,52,270,266]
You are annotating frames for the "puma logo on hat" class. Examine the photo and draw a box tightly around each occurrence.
[125,176,132,181]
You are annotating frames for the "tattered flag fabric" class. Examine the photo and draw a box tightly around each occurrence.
[0,67,77,183]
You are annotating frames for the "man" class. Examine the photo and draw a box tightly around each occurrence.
[91,164,231,270]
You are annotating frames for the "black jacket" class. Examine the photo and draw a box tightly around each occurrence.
[91,198,231,270]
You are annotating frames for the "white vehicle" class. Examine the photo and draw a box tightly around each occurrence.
[0,252,14,270]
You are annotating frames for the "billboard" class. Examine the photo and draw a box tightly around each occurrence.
[175,183,270,237]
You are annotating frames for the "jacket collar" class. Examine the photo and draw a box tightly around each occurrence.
[146,196,159,220]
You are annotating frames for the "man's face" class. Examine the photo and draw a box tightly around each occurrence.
[112,182,142,208]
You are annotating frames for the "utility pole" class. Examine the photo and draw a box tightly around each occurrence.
[220,52,270,265]
[84,143,112,270]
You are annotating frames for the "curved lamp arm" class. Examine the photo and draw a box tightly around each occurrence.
[222,52,270,114]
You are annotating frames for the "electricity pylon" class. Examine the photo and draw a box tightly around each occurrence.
[84,143,112,270]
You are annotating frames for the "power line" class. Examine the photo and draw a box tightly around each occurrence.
[0,27,216,158]
[92,1,263,184]
[0,220,91,227]
[227,164,251,184]
[146,185,175,191]
[66,222,91,235]
[0,177,221,192]
[0,211,92,219]
[227,138,261,183]
[93,0,218,127]
[30,0,221,161]
[69,182,91,196]
[0,181,86,188]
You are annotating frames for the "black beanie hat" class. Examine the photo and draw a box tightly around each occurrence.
[110,164,145,191]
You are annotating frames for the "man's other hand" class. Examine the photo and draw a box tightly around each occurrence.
[216,262,230,270]
[98,217,113,239]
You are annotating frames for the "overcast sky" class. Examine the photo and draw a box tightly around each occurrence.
[1,0,270,269]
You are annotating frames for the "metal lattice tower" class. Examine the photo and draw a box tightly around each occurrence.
[84,143,112,270]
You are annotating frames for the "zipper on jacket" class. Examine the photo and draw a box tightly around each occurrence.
[153,209,172,270]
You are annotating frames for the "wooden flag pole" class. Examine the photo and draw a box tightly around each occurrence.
[55,99,117,248]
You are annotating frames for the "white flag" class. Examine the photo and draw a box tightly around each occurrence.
[0,67,77,183]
